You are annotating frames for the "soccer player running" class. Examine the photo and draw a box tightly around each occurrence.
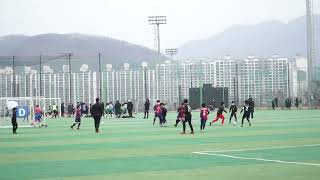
[91,98,103,133]
[32,105,42,127]
[160,103,167,126]
[210,102,227,126]
[200,103,209,133]
[229,101,238,125]
[240,100,252,127]
[70,104,82,130]
[181,99,194,134]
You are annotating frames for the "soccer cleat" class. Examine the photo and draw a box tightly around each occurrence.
[77,128,80,130]
[241,125,243,127]
[180,132,186,134]
[190,131,194,134]
[249,123,252,126]
[70,126,73,129]
[209,122,212,126]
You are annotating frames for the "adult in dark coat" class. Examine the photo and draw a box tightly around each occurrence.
[127,100,134,117]
[144,99,150,119]
[91,98,103,133]
[61,103,65,117]
[115,100,122,118]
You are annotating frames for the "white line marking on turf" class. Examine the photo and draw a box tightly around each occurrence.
[192,152,320,167]
[0,125,32,129]
[194,144,320,153]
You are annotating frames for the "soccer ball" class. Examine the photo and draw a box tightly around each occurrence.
[233,122,237,126]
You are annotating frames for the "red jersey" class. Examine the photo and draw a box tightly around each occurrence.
[177,106,186,120]
[200,107,209,120]
[34,107,42,114]
[154,103,161,115]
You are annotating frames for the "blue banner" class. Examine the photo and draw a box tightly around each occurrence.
[16,106,29,118]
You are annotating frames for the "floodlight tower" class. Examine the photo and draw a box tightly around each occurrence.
[165,48,182,104]
[148,16,167,66]
[61,53,73,104]
[306,0,316,103]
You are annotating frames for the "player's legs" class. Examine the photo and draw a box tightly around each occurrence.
[187,118,194,133]
[246,115,251,126]
[181,120,186,134]
[221,114,225,125]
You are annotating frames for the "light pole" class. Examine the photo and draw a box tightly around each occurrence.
[148,16,167,66]
[165,48,180,104]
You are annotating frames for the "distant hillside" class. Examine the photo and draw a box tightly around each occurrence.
[179,15,320,59]
[0,33,165,70]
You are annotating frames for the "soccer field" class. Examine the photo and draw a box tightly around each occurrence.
[1,110,320,180]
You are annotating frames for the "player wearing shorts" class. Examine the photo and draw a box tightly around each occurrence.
[200,103,209,133]
[71,104,82,130]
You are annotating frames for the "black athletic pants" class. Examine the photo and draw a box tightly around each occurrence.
[94,116,101,132]
[241,114,251,125]
[229,112,237,123]
[144,110,149,119]
[183,117,194,133]
[12,119,18,134]
[128,109,133,117]
[200,119,206,130]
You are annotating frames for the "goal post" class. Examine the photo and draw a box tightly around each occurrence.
[0,97,61,128]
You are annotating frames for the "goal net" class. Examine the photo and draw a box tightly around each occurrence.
[0,97,61,128]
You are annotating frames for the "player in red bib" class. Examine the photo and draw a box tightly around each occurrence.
[210,102,227,126]
[174,102,186,127]
[153,100,161,125]
[200,103,210,133]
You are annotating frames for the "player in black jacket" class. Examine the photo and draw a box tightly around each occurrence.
[240,100,252,127]
[181,99,194,134]
[229,101,238,124]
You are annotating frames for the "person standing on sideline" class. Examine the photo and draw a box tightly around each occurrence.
[61,103,65,117]
[11,108,18,134]
[248,95,254,119]
[200,103,209,133]
[272,99,276,110]
[229,101,238,124]
[115,100,121,118]
[210,102,227,126]
[92,98,103,133]
[52,104,58,118]
[127,100,134,117]
[181,99,194,134]
[144,99,150,119]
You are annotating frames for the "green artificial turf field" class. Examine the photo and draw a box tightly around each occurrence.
[1,110,320,180]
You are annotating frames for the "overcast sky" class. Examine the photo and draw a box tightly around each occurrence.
[0,0,317,50]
